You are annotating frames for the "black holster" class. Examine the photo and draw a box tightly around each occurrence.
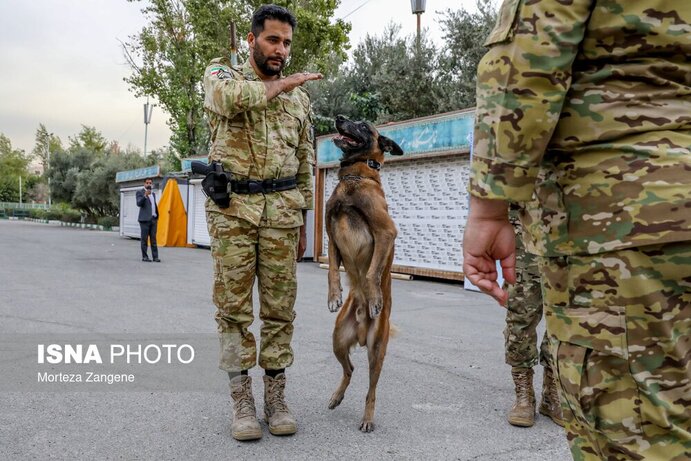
[191,161,232,208]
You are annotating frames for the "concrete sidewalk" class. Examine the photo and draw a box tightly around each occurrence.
[0,220,571,460]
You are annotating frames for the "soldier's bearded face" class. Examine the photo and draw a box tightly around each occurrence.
[251,19,293,77]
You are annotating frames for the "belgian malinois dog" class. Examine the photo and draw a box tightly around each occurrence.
[325,115,403,432]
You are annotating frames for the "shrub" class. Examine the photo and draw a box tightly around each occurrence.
[61,209,81,223]
[29,209,47,219]
[45,208,62,220]
[97,216,119,229]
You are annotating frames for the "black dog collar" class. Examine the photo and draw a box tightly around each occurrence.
[339,158,381,171]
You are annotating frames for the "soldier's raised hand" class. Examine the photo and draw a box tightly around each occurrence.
[264,72,323,100]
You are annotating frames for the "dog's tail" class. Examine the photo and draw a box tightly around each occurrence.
[389,323,400,338]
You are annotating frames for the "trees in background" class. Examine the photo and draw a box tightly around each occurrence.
[0,125,149,221]
[0,134,34,202]
[2,1,496,215]
[311,1,497,135]
[122,0,496,145]
[46,126,150,220]
[436,0,500,111]
[122,0,350,160]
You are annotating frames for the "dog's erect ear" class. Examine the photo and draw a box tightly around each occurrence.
[378,135,403,155]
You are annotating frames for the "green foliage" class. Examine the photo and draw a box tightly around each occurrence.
[31,124,63,174]
[45,205,70,221]
[147,145,180,173]
[68,125,108,153]
[97,216,119,229]
[310,2,497,134]
[48,148,95,204]
[122,0,350,158]
[60,208,82,223]
[45,126,150,219]
[436,0,498,110]
[311,24,443,133]
[71,152,149,218]
[0,134,32,202]
[28,208,47,220]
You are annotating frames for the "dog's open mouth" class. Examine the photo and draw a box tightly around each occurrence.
[333,134,361,146]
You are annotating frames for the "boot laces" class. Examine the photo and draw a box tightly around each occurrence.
[517,376,531,396]
[232,380,256,418]
[266,376,289,413]
[545,374,560,407]
[513,371,533,403]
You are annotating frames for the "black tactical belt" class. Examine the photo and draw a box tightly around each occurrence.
[231,177,297,194]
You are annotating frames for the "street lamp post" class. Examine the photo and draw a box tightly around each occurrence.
[410,0,427,43]
[143,97,154,157]
[46,132,53,207]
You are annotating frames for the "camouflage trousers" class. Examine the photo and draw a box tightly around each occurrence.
[207,212,299,372]
[541,241,691,460]
[504,210,551,370]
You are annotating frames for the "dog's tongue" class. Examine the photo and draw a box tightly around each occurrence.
[336,135,357,144]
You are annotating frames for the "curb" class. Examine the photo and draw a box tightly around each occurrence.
[7,217,118,232]
[60,222,106,231]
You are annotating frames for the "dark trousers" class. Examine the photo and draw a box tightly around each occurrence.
[139,219,158,259]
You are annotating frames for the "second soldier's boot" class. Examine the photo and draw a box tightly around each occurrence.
[508,367,536,427]
[229,375,262,441]
[263,373,297,436]
[539,366,565,427]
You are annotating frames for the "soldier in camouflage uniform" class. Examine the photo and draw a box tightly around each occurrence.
[463,1,690,459]
[202,4,321,441]
[504,205,563,428]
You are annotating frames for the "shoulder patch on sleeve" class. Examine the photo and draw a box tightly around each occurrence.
[208,64,235,80]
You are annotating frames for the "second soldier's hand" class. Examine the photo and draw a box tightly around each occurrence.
[264,72,323,100]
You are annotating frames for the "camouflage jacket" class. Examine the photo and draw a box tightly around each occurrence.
[470,0,691,256]
[203,58,314,228]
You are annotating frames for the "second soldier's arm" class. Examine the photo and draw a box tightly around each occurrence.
[463,0,594,305]
[469,0,594,202]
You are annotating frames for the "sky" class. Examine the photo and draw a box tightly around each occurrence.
[0,0,476,157]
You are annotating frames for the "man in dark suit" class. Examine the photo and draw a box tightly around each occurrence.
[136,177,160,262]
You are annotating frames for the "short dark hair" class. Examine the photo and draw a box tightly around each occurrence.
[251,4,297,36]
[144,177,153,182]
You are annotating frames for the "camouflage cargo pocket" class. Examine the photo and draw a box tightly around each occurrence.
[556,341,643,442]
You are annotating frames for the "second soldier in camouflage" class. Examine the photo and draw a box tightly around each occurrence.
[465,1,691,459]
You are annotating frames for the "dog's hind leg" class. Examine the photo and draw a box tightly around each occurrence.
[360,314,391,432]
[329,295,358,409]
[363,212,397,319]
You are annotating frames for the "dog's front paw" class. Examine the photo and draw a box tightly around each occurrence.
[368,294,383,319]
[328,295,342,313]
[359,419,375,433]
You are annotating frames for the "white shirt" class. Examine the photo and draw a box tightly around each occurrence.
[148,192,157,218]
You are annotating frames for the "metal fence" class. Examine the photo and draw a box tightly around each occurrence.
[0,202,50,210]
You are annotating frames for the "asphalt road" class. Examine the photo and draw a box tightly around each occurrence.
[0,220,571,460]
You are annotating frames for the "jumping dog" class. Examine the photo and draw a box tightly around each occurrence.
[325,115,403,432]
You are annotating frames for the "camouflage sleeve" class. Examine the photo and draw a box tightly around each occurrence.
[203,63,267,118]
[296,105,315,210]
[469,0,594,201]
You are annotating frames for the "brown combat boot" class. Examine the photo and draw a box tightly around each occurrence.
[539,366,565,427]
[263,373,297,435]
[229,375,262,441]
[508,367,536,427]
